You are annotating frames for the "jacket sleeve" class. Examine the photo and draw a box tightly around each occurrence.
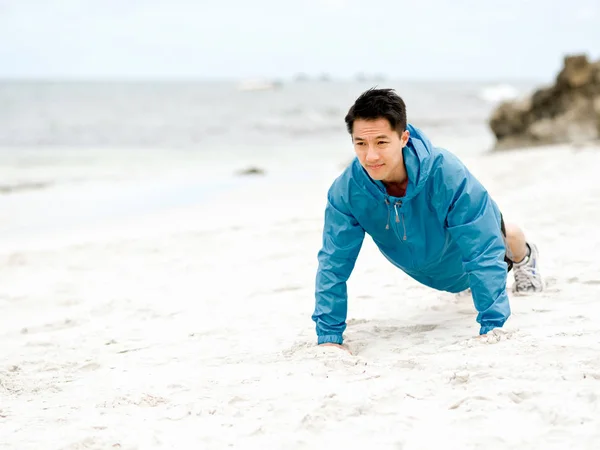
[432,153,511,335]
[312,185,365,344]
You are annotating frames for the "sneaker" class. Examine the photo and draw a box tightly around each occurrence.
[512,243,544,294]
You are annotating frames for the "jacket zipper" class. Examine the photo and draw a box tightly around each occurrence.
[385,198,407,240]
[401,213,407,240]
[385,199,391,230]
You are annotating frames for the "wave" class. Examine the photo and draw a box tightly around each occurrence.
[0,181,55,195]
[478,84,520,104]
[250,115,486,137]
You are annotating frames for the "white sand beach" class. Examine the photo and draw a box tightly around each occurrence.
[2,143,600,450]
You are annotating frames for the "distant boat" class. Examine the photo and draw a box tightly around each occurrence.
[236,79,282,91]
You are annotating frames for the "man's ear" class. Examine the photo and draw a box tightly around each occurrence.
[401,130,410,146]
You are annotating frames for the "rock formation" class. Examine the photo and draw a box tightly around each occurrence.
[489,54,600,150]
[236,166,265,176]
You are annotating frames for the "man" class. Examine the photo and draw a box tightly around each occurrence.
[312,88,543,351]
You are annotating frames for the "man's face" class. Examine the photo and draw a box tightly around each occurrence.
[352,118,409,182]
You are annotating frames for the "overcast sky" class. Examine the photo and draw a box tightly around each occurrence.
[1,0,598,81]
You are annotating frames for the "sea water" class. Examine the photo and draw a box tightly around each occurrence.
[0,79,538,248]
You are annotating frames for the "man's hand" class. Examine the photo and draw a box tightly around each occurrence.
[475,328,511,343]
[319,343,352,354]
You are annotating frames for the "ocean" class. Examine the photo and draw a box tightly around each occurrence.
[0,79,539,247]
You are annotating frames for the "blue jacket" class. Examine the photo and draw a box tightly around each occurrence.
[312,124,510,344]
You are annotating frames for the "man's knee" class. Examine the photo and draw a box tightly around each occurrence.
[503,222,528,263]
[504,223,525,240]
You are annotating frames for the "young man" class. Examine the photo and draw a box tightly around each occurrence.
[312,88,543,350]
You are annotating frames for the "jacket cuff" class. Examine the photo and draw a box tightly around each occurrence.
[318,334,343,345]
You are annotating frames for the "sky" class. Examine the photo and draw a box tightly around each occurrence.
[1,0,599,81]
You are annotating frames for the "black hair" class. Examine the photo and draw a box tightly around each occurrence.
[344,88,407,136]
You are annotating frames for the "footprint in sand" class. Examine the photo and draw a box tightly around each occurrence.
[563,276,600,285]
[364,323,438,337]
[393,359,420,370]
[98,393,169,409]
[78,362,101,372]
[448,395,493,410]
[507,390,539,404]
[284,322,438,359]
[21,318,80,335]
[272,285,303,293]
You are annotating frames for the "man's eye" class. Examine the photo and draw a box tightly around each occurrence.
[378,141,388,145]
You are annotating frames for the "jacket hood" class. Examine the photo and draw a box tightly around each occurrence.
[353,123,435,201]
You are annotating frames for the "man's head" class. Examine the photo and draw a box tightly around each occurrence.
[344,88,410,183]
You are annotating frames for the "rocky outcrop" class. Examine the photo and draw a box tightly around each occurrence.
[236,166,265,176]
[489,54,600,150]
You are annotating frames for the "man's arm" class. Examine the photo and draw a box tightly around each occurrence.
[312,187,365,345]
[432,153,511,335]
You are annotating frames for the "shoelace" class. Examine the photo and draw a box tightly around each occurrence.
[513,262,539,291]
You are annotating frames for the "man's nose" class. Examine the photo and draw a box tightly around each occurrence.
[365,145,379,162]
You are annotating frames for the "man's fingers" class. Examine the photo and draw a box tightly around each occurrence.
[319,343,352,354]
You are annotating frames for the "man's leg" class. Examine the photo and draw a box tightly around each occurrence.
[503,222,528,263]
[502,221,544,293]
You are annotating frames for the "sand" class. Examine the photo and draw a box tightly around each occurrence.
[1,144,600,450]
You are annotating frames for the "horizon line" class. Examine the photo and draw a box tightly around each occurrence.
[0,75,549,84]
